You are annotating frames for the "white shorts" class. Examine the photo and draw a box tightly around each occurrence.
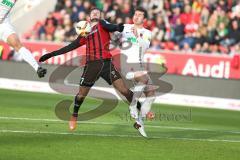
[121,63,148,80]
[0,18,16,42]
[120,52,147,80]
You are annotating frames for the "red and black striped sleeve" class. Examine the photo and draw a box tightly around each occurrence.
[99,20,124,33]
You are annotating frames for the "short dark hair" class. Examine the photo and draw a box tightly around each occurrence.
[90,7,102,14]
[134,7,148,19]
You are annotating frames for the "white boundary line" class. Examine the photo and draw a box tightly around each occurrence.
[1,78,240,111]
[1,129,240,143]
[1,116,240,135]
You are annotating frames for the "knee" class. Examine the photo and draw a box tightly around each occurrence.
[7,35,23,51]
[145,90,155,97]
[7,34,23,51]
[75,94,85,104]
[13,43,23,51]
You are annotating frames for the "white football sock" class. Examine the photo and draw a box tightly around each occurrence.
[18,47,39,71]
[129,97,139,120]
[129,83,146,119]
[140,97,155,118]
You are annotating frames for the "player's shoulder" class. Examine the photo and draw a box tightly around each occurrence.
[124,24,133,27]
[142,27,152,39]
[123,24,134,29]
[142,27,152,34]
[100,19,110,25]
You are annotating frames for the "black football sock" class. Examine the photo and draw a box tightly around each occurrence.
[137,101,141,111]
[125,90,134,103]
[73,94,84,117]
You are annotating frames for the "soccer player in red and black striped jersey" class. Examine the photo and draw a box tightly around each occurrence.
[39,8,137,131]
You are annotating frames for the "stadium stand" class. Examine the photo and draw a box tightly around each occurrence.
[23,0,240,55]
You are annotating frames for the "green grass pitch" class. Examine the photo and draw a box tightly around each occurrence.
[0,89,240,160]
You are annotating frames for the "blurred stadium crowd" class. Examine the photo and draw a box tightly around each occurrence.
[23,0,240,55]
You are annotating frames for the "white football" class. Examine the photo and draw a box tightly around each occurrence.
[75,21,91,36]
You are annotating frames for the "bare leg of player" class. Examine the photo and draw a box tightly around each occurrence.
[69,86,91,131]
[112,78,134,103]
[7,34,46,78]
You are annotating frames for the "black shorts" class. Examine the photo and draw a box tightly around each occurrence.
[80,59,122,87]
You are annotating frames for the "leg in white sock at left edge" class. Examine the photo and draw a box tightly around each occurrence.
[7,33,39,71]
[18,47,39,71]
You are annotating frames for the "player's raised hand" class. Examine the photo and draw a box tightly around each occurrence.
[39,52,54,62]
[117,23,124,32]
[37,67,47,78]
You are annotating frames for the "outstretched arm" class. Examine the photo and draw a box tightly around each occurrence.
[100,20,124,32]
[39,36,86,62]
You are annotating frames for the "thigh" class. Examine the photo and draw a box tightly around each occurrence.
[112,78,129,93]
[134,71,150,84]
[6,33,22,50]
[80,61,104,87]
[143,76,156,97]
[100,61,122,85]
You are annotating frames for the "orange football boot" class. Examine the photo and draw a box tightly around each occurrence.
[69,115,78,131]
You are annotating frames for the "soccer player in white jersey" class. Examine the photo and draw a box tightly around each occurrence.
[117,7,155,137]
[0,0,46,77]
